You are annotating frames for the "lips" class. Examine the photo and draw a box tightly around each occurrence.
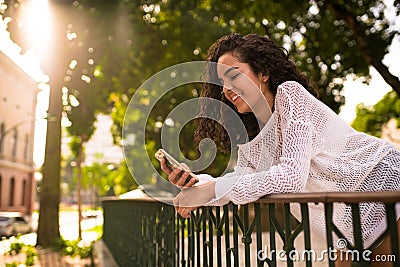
[232,93,242,102]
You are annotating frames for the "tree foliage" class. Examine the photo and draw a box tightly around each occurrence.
[352,91,400,137]
[104,0,400,178]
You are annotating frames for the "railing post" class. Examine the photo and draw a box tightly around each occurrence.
[208,207,214,267]
[224,204,232,267]
[255,203,263,267]
[324,202,336,267]
[284,203,297,267]
[215,206,223,267]
[179,216,187,267]
[386,203,400,267]
[350,203,368,267]
[232,204,240,266]
[188,214,195,266]
[242,204,252,266]
[201,206,208,266]
[269,203,277,267]
[300,203,312,267]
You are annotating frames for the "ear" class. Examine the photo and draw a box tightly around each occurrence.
[262,74,269,83]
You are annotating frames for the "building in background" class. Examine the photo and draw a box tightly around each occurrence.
[0,51,39,215]
[85,114,124,166]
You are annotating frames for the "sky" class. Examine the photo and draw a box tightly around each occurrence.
[0,1,399,167]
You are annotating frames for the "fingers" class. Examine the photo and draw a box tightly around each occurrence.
[175,206,198,219]
[183,176,197,187]
[168,168,195,187]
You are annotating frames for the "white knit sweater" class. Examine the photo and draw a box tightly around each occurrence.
[203,81,400,248]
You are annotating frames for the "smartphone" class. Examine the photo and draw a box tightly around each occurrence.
[155,149,199,183]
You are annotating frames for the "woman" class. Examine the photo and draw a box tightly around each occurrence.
[161,33,400,266]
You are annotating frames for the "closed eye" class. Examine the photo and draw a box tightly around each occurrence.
[229,73,240,81]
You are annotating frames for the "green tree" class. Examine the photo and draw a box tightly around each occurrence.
[193,0,400,109]
[69,160,127,199]
[109,0,400,181]
[352,91,400,137]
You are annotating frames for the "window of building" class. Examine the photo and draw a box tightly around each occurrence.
[11,129,18,158]
[23,134,29,160]
[0,122,5,153]
[9,177,15,206]
[21,179,26,206]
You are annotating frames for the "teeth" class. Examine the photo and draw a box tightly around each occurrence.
[232,94,241,101]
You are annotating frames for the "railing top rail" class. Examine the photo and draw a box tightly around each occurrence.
[102,190,400,204]
[257,191,400,204]
[101,196,173,203]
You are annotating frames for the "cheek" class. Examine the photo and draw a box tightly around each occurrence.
[236,80,259,99]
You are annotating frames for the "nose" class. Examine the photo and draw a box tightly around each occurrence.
[222,83,233,94]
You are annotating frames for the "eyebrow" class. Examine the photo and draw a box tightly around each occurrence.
[223,66,239,76]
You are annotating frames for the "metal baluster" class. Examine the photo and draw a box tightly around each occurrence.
[180,216,187,267]
[254,203,263,267]
[351,203,369,266]
[215,206,223,267]
[208,207,214,267]
[224,204,232,267]
[324,203,335,267]
[300,203,312,267]
[188,214,194,267]
[165,205,176,267]
[242,204,252,266]
[176,212,181,266]
[193,209,201,267]
[283,203,294,267]
[232,204,240,267]
[202,207,209,266]
[385,203,400,267]
[268,203,277,267]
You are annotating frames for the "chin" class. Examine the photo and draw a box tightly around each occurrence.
[237,108,250,114]
[234,104,249,113]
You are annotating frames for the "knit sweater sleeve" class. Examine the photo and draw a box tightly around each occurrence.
[210,82,315,205]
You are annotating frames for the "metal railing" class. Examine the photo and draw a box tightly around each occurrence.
[102,191,400,267]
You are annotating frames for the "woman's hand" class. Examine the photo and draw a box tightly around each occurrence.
[173,181,216,218]
[160,158,198,187]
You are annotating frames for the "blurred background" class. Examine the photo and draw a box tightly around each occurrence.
[0,0,399,251]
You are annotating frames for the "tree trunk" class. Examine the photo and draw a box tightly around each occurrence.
[36,1,67,248]
[36,78,62,247]
[77,142,83,240]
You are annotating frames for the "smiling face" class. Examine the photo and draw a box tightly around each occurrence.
[217,52,274,119]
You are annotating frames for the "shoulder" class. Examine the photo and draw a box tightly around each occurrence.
[275,81,319,121]
[277,81,312,98]
[276,81,314,108]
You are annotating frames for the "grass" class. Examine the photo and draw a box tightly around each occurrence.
[83,224,103,238]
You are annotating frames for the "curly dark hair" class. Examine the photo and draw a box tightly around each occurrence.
[194,33,318,153]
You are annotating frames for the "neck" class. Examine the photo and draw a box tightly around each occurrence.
[253,102,272,128]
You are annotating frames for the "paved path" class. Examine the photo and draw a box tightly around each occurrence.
[36,249,96,267]
[0,248,97,267]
